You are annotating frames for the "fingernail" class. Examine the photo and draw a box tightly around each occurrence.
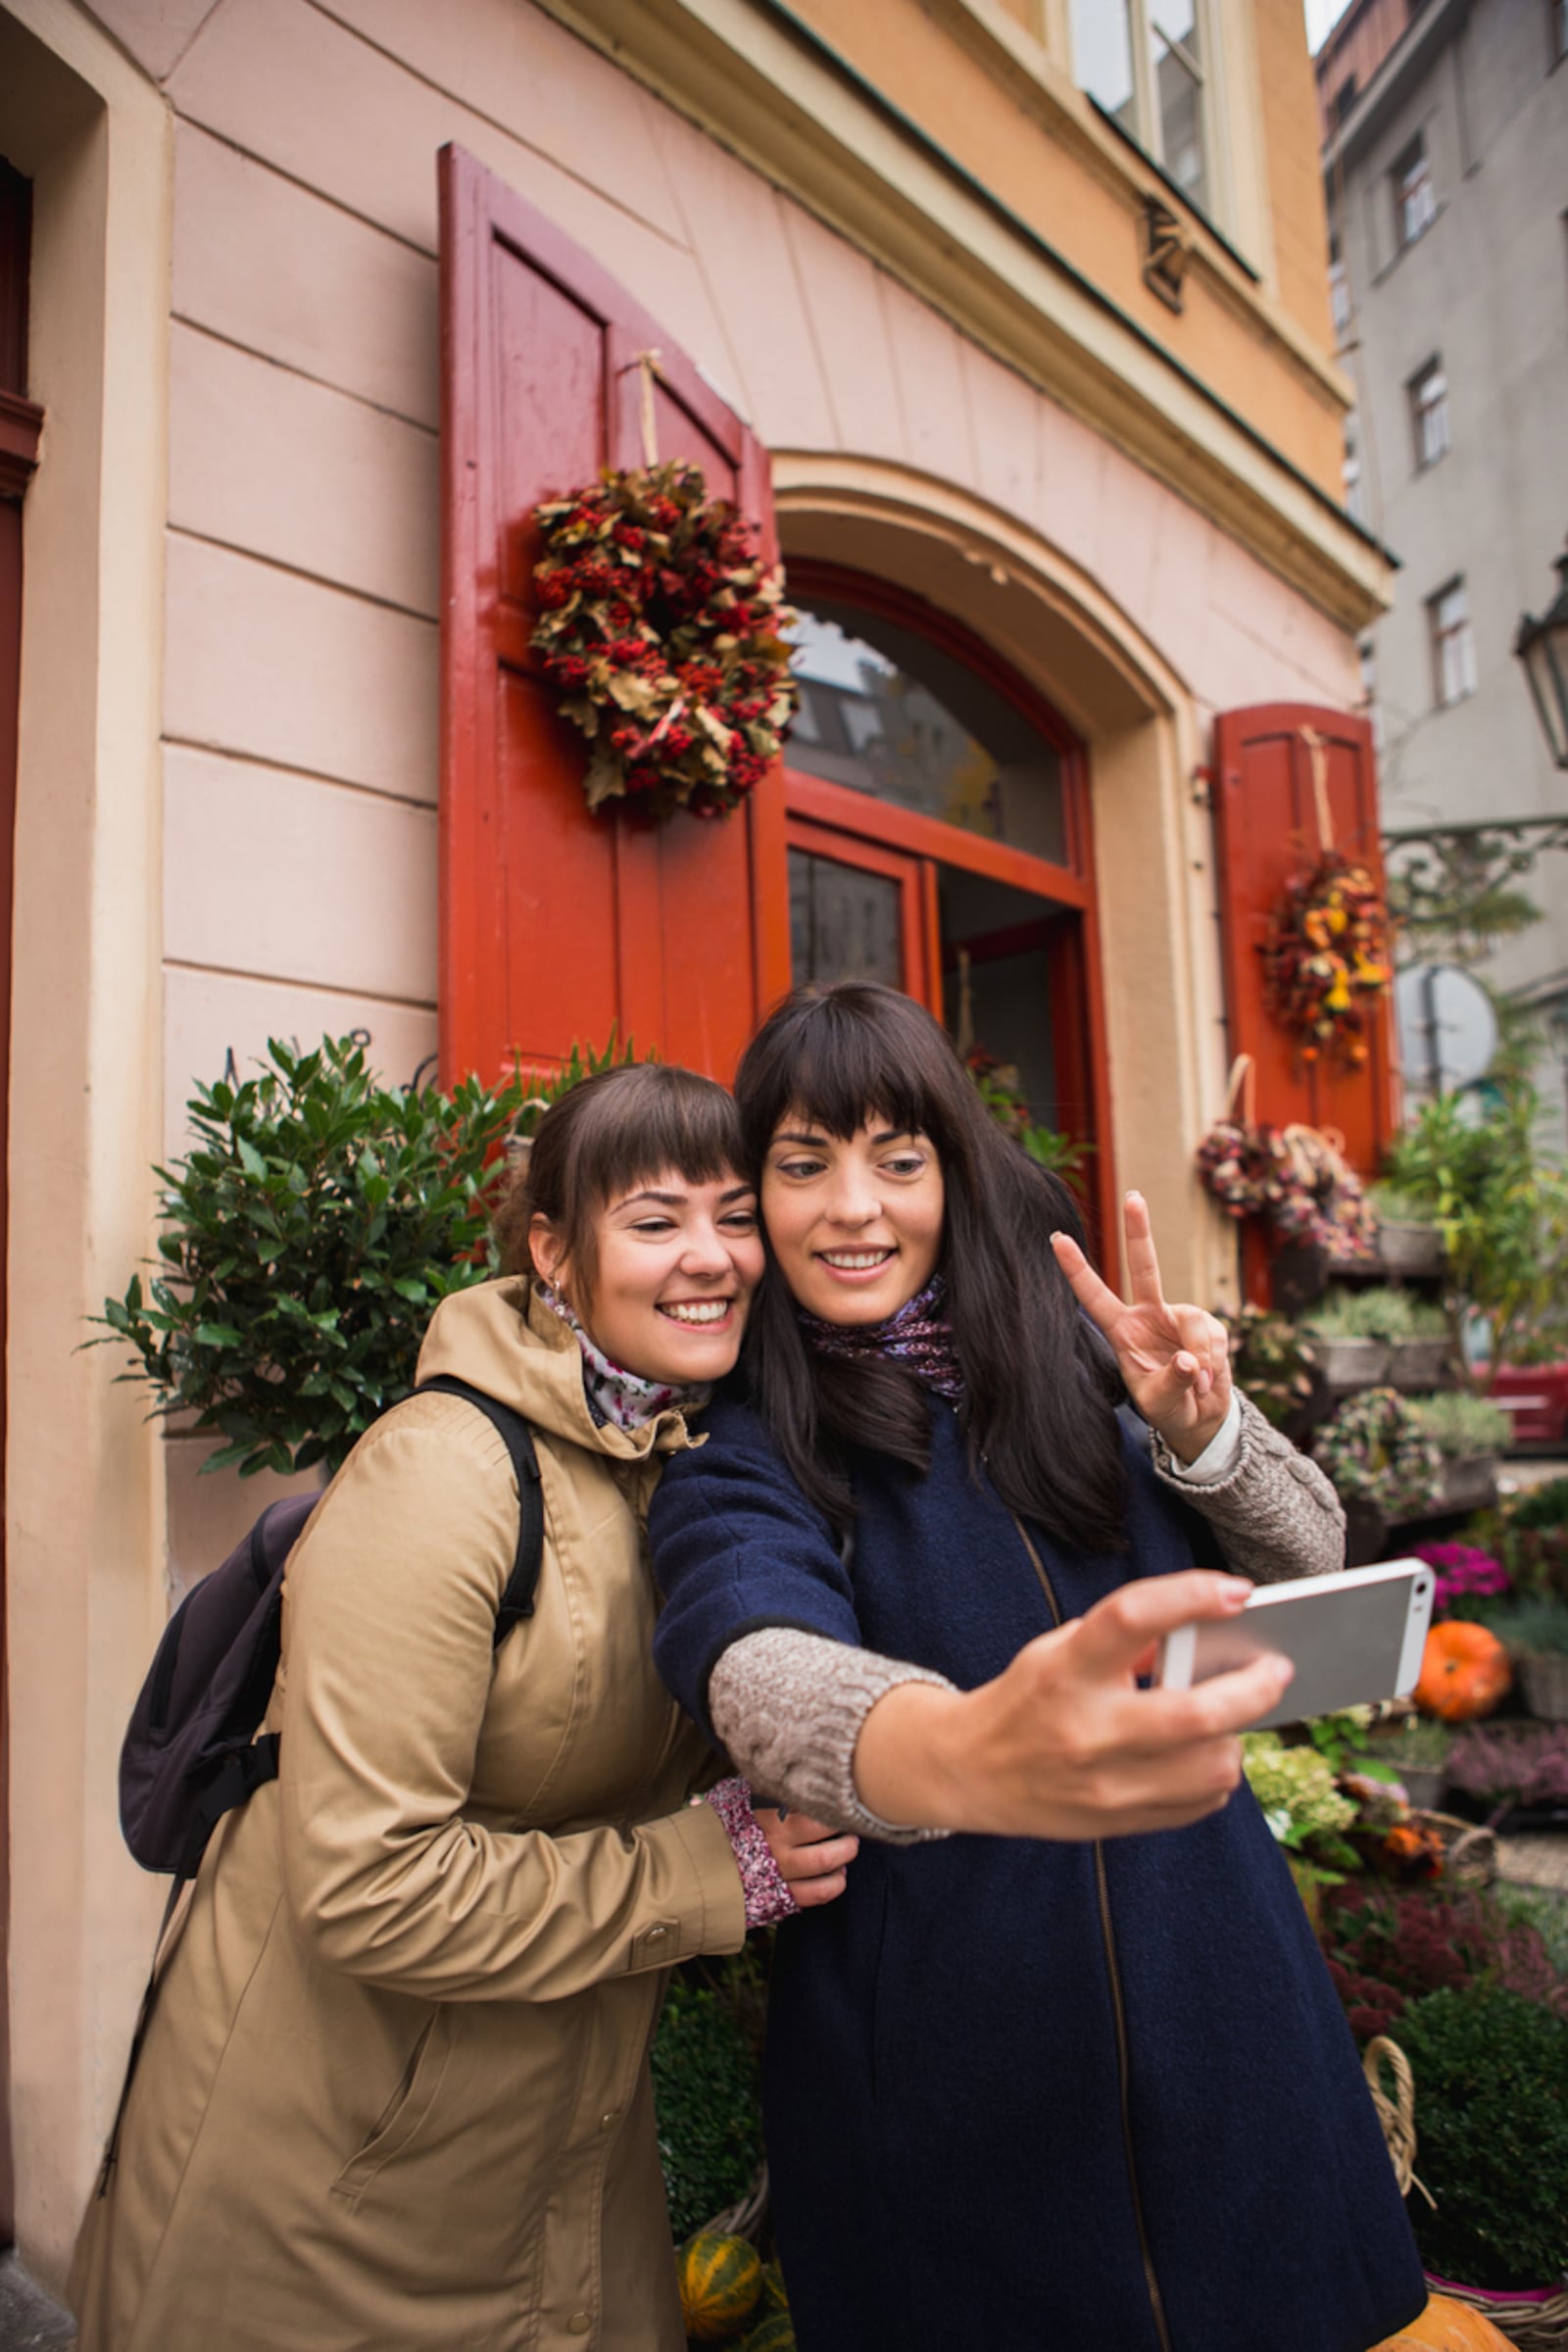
[1222,1577,1252,1596]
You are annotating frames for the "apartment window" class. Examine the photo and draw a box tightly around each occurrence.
[1071,0,1216,217]
[1394,135,1436,249]
[1429,579,1477,708]
[1329,235,1351,337]
[1331,75,1358,126]
[1343,415,1366,524]
[1409,358,1450,467]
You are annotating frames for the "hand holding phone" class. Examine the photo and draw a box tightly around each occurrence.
[1154,1558,1436,1732]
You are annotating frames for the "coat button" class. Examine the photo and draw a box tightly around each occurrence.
[645,1925,667,1940]
[600,2111,617,2131]
[567,2314,591,2334]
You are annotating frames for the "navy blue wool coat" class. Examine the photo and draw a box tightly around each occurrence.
[651,1393,1427,2352]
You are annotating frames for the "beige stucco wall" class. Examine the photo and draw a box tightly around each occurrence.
[4,0,1364,2283]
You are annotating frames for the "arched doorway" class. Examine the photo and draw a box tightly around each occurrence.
[782,562,1114,1244]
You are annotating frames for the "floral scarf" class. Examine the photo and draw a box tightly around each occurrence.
[540,1286,710,1433]
[798,1274,965,1402]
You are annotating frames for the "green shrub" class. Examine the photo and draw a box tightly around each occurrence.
[91,1032,630,1477]
[650,1962,765,2240]
[1369,1181,1439,1225]
[1390,1986,1568,2288]
[1407,1392,1512,1460]
[1303,1288,1448,1343]
[1488,1594,1568,1657]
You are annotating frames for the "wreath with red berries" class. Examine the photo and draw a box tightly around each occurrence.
[530,461,799,822]
[1260,852,1393,1070]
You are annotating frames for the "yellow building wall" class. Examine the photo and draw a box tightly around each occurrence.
[770,0,1345,494]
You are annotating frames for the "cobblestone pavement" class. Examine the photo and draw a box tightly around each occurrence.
[0,2257,73,2352]
[1496,1832,1568,1892]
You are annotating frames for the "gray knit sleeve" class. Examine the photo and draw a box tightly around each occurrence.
[708,1627,955,1846]
[1148,1389,1347,1583]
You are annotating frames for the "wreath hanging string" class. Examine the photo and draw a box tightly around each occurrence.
[529,361,800,823]
[1259,728,1393,1070]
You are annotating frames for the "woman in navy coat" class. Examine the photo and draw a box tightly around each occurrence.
[651,983,1425,2352]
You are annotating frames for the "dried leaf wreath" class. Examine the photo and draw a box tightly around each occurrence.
[1195,1057,1377,1260]
[530,460,799,822]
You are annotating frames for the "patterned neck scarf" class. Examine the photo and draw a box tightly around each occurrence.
[539,1286,711,1433]
[798,1274,965,1402]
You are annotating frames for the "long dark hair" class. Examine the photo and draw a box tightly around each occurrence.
[493,1062,746,1316]
[736,984,1127,1551]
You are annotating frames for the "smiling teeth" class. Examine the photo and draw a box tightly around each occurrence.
[662,1300,730,1323]
[821,1250,893,1269]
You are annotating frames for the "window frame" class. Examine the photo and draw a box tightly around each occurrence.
[1393,133,1437,252]
[1069,0,1226,228]
[1428,577,1477,710]
[1408,355,1450,470]
[1342,413,1365,524]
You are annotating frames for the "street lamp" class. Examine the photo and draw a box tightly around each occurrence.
[1515,542,1568,769]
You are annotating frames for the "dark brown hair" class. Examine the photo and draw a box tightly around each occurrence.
[493,1061,748,1313]
[736,983,1127,1550]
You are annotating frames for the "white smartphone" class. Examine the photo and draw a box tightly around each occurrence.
[1154,1557,1436,1732]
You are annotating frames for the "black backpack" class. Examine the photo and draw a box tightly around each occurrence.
[120,1375,544,1882]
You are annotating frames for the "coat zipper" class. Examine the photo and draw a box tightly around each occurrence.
[1008,1513,1175,2352]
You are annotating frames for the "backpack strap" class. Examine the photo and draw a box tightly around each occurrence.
[415,1374,545,1644]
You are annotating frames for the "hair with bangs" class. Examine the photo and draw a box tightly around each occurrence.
[493,1061,747,1311]
[736,983,1128,1552]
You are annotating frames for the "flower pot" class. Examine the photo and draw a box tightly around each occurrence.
[1421,2270,1568,2350]
[1313,1337,1393,1389]
[1389,1339,1453,1391]
[1516,1648,1568,1725]
[1376,1220,1446,1277]
[1440,1455,1499,1513]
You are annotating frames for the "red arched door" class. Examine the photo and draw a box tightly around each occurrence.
[781,564,1115,1247]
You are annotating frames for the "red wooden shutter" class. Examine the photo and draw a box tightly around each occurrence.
[438,144,789,1088]
[1211,702,1398,1175]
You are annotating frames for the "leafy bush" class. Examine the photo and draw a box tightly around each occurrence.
[1407,1392,1512,1460]
[1312,1388,1444,1518]
[1466,1483,1568,1603]
[1390,1987,1568,2288]
[92,1033,629,1477]
[1382,1084,1568,1379]
[1319,1882,1566,2045]
[650,1959,765,2240]
[1368,1181,1439,1225]
[1488,1594,1568,1657]
[1302,1288,1447,1343]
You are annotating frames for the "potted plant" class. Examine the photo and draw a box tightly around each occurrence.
[1313,1388,1445,1525]
[1241,1730,1360,1925]
[1218,1304,1316,1435]
[1389,1986,1568,2326]
[1445,1720,1568,1830]
[1364,1714,1457,1814]
[1381,1082,1568,1390]
[1484,1595,1568,1727]
[1367,1180,1446,1278]
[1375,1292,1455,1392]
[92,1033,627,1478]
[1405,1394,1512,1515]
[1300,1291,1394,1389]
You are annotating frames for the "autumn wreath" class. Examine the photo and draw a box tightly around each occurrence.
[530,460,799,822]
[1260,850,1393,1070]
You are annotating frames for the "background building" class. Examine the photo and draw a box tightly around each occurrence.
[2,0,1386,2285]
[1317,0,1568,1145]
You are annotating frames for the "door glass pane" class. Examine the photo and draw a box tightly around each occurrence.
[789,848,903,988]
[940,866,1059,1131]
[786,600,1067,863]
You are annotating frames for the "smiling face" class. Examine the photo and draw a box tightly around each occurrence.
[762,1113,947,1327]
[531,1168,764,1387]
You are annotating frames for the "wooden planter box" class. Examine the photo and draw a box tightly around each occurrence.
[1313,1338,1392,1390]
[1374,1220,1446,1277]
[1517,1648,1568,1724]
[1438,1454,1498,1513]
[1388,1339,1452,1391]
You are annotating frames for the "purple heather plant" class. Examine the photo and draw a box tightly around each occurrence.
[1446,1721,1568,1821]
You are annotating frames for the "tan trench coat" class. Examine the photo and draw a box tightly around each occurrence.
[71,1279,747,2352]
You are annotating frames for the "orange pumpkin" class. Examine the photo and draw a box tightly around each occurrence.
[1413,1621,1512,1723]
[1367,2292,1515,2349]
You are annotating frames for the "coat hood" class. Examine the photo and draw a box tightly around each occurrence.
[415,1275,702,1461]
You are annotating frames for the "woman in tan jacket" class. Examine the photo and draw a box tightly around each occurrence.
[70,1063,855,2352]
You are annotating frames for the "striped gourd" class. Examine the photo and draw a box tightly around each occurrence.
[677,2232,762,2342]
[743,2315,797,2352]
[757,2261,789,2319]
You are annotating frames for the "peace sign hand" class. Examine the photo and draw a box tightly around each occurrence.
[1050,1193,1234,1464]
